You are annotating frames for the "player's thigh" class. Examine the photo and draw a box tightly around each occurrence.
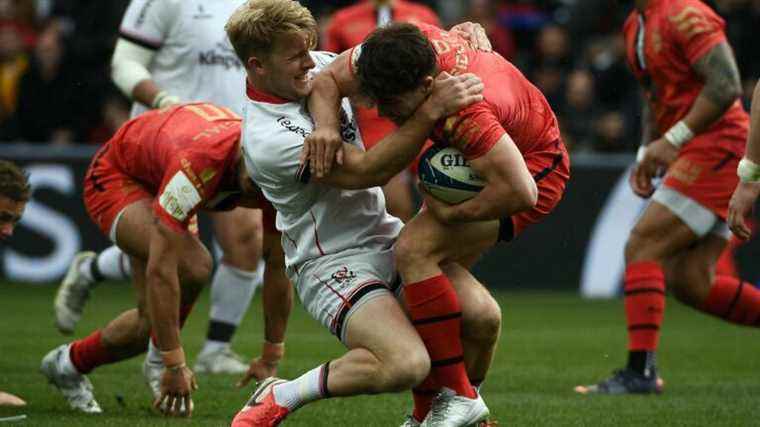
[396,209,498,264]
[626,200,699,262]
[209,207,263,270]
[114,199,155,261]
[343,293,428,371]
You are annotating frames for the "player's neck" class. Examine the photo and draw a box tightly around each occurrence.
[635,0,649,12]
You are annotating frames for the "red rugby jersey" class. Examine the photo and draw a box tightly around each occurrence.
[622,0,748,149]
[107,103,242,232]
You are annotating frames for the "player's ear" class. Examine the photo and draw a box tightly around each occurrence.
[248,56,265,75]
[421,75,435,94]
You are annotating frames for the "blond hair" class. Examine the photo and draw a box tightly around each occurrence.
[226,0,317,62]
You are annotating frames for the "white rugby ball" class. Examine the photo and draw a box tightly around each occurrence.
[418,146,485,204]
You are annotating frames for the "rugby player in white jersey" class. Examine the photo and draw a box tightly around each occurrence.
[225,2,501,426]
[53,0,281,379]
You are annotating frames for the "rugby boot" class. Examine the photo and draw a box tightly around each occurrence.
[232,377,290,427]
[421,388,489,427]
[54,251,95,334]
[41,344,102,413]
[574,368,664,395]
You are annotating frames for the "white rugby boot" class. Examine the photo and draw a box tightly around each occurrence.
[194,347,248,374]
[54,251,96,335]
[400,415,422,427]
[40,344,102,414]
[420,388,489,427]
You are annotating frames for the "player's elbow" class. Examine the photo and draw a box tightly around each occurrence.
[509,177,537,213]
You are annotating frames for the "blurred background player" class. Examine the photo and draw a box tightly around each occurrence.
[322,0,440,222]
[307,21,569,425]
[41,103,291,416]
[0,159,30,408]
[576,0,756,395]
[729,80,760,239]
[53,0,267,375]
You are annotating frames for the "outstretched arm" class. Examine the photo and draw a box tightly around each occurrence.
[729,80,760,240]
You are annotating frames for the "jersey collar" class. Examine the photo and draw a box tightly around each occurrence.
[246,79,290,104]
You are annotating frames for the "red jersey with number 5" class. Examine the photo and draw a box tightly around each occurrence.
[107,102,242,232]
[622,0,748,151]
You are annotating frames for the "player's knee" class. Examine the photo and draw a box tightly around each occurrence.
[380,346,430,391]
[465,297,501,344]
[624,228,659,264]
[181,250,213,286]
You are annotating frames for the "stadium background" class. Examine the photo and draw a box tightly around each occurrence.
[2,0,760,292]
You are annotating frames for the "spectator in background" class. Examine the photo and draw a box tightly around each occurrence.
[559,69,597,151]
[87,91,130,145]
[464,0,515,60]
[528,24,572,107]
[0,24,28,123]
[3,23,80,143]
[322,0,440,221]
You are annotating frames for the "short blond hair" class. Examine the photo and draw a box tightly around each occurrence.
[226,0,317,62]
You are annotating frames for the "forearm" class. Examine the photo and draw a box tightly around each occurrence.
[309,72,345,130]
[146,269,182,352]
[640,100,654,145]
[745,81,760,163]
[261,268,292,344]
[132,80,163,108]
[445,181,536,223]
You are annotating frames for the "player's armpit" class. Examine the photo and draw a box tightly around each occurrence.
[692,42,742,111]
[446,135,537,223]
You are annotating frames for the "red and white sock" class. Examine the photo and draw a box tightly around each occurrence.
[701,275,760,325]
[405,274,475,398]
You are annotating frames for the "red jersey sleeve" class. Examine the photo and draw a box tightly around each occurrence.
[153,152,223,233]
[439,102,506,161]
[667,0,726,64]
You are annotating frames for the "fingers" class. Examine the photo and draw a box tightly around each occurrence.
[323,144,337,176]
[237,372,253,388]
[336,146,344,165]
[153,392,166,411]
[300,139,311,165]
[182,395,193,417]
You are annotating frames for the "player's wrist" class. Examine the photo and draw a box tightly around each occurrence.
[152,91,180,109]
[261,341,285,365]
[636,145,647,163]
[161,347,187,368]
[418,98,444,123]
[663,120,694,149]
[737,157,760,183]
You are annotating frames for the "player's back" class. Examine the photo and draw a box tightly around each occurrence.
[416,23,560,155]
[108,103,241,191]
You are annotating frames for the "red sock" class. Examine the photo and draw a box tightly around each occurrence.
[69,330,118,374]
[412,374,438,422]
[624,261,665,351]
[701,275,760,325]
[405,274,475,398]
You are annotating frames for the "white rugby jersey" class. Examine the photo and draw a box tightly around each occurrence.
[119,0,246,117]
[242,51,403,272]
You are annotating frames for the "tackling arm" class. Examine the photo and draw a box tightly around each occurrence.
[431,134,537,223]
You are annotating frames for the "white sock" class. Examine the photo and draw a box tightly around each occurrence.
[97,245,131,281]
[146,340,163,366]
[272,364,329,411]
[201,263,260,354]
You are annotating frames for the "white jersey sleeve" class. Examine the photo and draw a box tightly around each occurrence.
[119,0,179,49]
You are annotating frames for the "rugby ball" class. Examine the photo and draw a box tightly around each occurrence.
[418,146,485,204]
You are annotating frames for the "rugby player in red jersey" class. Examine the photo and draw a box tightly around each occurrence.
[575,0,754,394]
[40,103,291,416]
[305,22,570,425]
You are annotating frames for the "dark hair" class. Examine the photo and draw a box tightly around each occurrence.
[356,23,437,102]
[0,160,31,202]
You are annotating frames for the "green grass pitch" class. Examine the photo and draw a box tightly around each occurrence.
[1,281,759,426]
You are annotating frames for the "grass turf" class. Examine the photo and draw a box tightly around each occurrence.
[1,282,759,426]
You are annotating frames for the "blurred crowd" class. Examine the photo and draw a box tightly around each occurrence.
[0,0,758,153]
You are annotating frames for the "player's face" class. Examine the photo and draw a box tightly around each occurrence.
[260,31,316,101]
[376,85,429,126]
[0,196,25,241]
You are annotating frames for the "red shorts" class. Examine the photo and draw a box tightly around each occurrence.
[662,132,743,221]
[506,140,570,239]
[83,145,154,239]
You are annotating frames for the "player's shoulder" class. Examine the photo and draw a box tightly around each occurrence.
[659,0,720,21]
[310,50,339,69]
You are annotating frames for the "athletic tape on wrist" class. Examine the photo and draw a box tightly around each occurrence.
[262,341,285,364]
[663,121,694,149]
[737,158,760,183]
[636,145,647,163]
[161,347,186,368]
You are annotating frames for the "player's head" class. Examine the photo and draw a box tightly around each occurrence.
[0,160,30,241]
[226,0,318,101]
[356,23,437,125]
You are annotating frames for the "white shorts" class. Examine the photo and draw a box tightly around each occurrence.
[652,186,731,239]
[292,247,401,343]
